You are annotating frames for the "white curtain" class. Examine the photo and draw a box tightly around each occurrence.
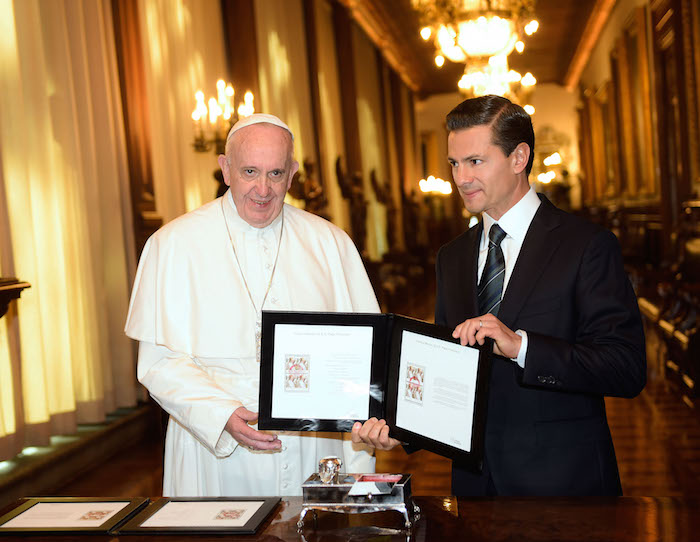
[312,0,350,233]
[137,0,229,223]
[0,0,137,460]
[352,25,387,260]
[254,0,317,174]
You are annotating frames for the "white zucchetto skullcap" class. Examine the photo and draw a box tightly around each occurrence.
[225,113,294,142]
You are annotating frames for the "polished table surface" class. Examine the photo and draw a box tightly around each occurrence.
[1,496,699,541]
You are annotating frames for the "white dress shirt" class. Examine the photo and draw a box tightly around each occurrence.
[479,186,541,367]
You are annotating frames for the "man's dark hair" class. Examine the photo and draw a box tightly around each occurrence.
[446,95,535,176]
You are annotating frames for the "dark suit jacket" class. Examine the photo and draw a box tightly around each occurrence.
[435,194,646,496]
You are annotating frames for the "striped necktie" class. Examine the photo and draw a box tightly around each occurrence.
[478,224,507,316]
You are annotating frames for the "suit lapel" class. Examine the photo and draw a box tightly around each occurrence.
[498,195,562,328]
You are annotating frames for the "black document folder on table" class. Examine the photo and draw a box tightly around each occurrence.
[116,497,280,535]
[0,497,148,535]
[258,311,492,469]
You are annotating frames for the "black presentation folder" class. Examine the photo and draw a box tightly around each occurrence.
[258,310,492,469]
[0,497,148,535]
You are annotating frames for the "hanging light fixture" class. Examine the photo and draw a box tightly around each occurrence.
[412,0,539,102]
[457,55,536,105]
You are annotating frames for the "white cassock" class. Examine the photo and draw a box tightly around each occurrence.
[125,192,379,496]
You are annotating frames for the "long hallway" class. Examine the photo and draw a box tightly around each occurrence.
[2,0,699,515]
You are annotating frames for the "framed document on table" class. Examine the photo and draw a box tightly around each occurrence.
[0,497,148,535]
[116,497,280,535]
[258,311,492,469]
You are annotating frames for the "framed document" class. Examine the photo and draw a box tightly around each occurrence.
[0,497,148,534]
[116,497,280,535]
[258,311,492,468]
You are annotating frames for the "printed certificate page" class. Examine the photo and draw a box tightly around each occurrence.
[0,502,128,529]
[140,501,263,528]
[271,324,373,420]
[395,330,479,451]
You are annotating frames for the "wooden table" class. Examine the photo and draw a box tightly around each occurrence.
[1,496,699,541]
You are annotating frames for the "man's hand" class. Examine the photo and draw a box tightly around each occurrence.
[225,406,282,450]
[351,418,401,451]
[453,313,522,359]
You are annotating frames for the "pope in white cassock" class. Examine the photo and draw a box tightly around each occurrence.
[125,113,379,496]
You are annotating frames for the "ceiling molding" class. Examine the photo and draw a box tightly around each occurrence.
[337,0,423,92]
[564,0,616,91]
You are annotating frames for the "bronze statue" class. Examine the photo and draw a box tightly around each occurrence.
[370,169,400,249]
[288,159,329,219]
[336,156,368,256]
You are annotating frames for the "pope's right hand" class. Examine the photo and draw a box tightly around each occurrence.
[225,406,282,450]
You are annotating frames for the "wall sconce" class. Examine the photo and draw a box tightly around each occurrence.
[191,79,255,155]
[419,175,453,195]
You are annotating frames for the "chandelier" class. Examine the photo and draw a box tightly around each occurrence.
[457,55,536,108]
[412,0,539,103]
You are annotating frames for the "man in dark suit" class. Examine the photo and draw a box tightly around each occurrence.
[353,94,646,496]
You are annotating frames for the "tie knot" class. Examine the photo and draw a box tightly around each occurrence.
[488,224,506,247]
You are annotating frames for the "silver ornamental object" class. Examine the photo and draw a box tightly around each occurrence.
[297,471,420,532]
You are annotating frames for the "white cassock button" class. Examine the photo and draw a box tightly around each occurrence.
[282,464,288,470]
[282,445,287,451]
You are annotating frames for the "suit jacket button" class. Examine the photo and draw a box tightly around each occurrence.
[548,376,557,385]
[537,376,547,383]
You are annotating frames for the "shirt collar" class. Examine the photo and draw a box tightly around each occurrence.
[482,186,541,245]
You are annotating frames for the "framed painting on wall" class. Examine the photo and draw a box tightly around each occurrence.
[612,5,656,199]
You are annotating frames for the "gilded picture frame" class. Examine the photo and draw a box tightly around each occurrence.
[611,5,656,199]
[682,0,700,193]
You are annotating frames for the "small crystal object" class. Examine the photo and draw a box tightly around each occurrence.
[318,456,342,484]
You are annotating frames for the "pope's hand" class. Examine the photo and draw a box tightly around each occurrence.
[351,418,401,451]
[225,406,282,450]
[452,313,522,359]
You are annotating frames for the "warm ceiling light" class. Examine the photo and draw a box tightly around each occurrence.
[456,15,518,58]
[411,0,538,95]
[459,55,530,102]
[436,26,467,62]
[543,152,562,166]
[523,104,535,115]
[411,1,537,59]
[419,175,452,195]
[537,170,555,183]
[524,20,539,35]
[521,72,537,87]
[508,69,522,83]
[435,54,445,67]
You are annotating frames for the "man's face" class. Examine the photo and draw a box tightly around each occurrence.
[447,125,529,220]
[218,123,299,228]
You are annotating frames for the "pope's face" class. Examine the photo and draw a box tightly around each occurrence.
[218,123,299,228]
[447,125,529,220]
